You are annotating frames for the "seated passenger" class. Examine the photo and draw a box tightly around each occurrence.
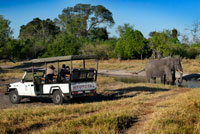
[46,65,57,83]
[60,64,70,82]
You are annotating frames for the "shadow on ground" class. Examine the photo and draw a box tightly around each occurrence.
[0,86,170,108]
[83,86,170,103]
[183,73,200,81]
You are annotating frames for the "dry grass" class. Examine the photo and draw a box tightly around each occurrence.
[0,59,200,133]
[0,61,22,67]
[143,88,200,134]
[0,69,24,79]
[181,59,200,73]
[0,76,173,134]
[1,58,199,73]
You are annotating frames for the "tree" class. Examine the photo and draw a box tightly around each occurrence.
[0,15,15,61]
[19,18,60,42]
[0,15,12,43]
[115,25,149,59]
[89,27,108,40]
[149,29,181,57]
[58,4,114,38]
[116,23,134,37]
[44,32,80,57]
[19,18,60,58]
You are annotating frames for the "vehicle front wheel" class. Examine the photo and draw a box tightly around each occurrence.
[9,90,21,104]
[52,91,63,105]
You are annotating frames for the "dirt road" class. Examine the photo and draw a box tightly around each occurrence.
[124,87,191,134]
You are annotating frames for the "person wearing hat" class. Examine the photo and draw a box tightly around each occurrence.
[46,65,57,83]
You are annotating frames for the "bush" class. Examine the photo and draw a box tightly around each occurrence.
[186,47,200,59]
[81,43,114,60]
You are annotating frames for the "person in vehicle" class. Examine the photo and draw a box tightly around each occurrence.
[46,65,57,83]
[60,64,70,82]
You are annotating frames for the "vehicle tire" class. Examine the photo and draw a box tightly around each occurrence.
[9,90,21,104]
[52,90,63,105]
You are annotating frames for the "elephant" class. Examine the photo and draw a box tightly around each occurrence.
[145,57,183,85]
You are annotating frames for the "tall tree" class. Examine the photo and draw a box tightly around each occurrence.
[58,4,114,37]
[19,18,60,42]
[89,27,108,40]
[0,15,12,43]
[19,18,60,58]
[116,23,134,37]
[0,15,15,61]
[115,25,149,59]
[149,29,180,57]
[44,32,80,57]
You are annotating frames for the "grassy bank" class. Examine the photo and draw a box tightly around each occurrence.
[1,58,200,73]
[143,88,200,134]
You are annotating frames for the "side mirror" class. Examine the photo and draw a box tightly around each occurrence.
[21,79,24,83]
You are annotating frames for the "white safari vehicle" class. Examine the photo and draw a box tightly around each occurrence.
[5,55,98,104]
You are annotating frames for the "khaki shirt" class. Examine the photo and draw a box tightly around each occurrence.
[46,68,57,75]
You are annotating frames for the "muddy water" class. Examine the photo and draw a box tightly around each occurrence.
[110,75,200,88]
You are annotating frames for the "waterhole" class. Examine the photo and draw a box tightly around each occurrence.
[108,75,200,88]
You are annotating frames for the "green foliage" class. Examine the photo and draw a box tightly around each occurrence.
[58,4,114,38]
[44,33,81,57]
[0,15,12,43]
[19,18,60,42]
[115,25,150,59]
[18,18,60,58]
[191,42,200,48]
[171,43,189,58]
[149,29,180,57]
[89,27,108,40]
[116,23,134,37]
[81,39,117,59]
[186,47,200,59]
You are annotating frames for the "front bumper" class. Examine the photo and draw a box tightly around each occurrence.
[4,92,9,95]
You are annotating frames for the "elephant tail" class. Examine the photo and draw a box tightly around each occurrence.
[132,69,145,75]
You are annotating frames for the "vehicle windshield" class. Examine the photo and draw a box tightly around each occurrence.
[24,71,44,82]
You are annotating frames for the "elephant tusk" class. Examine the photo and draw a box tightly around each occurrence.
[178,70,183,74]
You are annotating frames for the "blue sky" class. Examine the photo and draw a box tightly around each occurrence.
[1,0,200,38]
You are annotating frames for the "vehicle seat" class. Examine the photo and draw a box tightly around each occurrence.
[87,68,95,80]
[71,69,79,81]
[79,68,87,79]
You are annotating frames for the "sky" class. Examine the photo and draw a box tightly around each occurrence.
[1,0,200,39]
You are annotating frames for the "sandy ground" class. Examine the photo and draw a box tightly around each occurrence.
[98,69,188,78]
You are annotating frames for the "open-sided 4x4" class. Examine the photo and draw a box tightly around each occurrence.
[5,55,98,104]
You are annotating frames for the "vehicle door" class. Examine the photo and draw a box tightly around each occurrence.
[19,72,36,96]
[18,82,35,96]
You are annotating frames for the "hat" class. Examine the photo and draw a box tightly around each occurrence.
[49,65,55,69]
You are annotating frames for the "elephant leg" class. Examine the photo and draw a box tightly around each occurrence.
[172,71,176,85]
[164,68,173,85]
[164,75,166,84]
[152,77,156,83]
[161,75,166,84]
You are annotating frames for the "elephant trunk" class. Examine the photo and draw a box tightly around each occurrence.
[178,70,183,83]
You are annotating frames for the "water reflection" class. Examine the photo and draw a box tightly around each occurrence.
[110,75,200,88]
